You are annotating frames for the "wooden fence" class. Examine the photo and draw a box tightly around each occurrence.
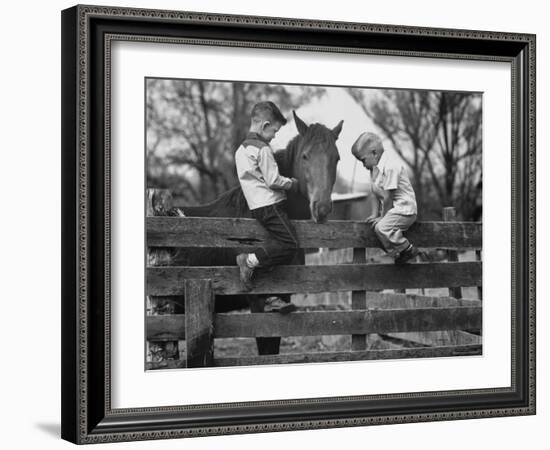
[146,207,482,369]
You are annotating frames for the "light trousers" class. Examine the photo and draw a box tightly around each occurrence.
[373,209,417,255]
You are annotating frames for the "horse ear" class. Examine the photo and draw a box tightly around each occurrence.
[293,110,308,136]
[332,120,344,139]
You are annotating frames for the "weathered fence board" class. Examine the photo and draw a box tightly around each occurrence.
[215,345,482,366]
[147,307,481,339]
[147,217,482,249]
[147,262,482,296]
[363,292,482,309]
[145,344,482,369]
[383,330,482,347]
[184,279,215,368]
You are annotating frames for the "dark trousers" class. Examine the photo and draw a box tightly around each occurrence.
[251,201,299,268]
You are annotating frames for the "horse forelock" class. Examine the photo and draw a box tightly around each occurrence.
[280,123,338,176]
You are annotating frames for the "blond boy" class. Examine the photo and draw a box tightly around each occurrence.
[352,132,419,264]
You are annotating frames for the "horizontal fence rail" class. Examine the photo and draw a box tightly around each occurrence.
[147,307,482,340]
[147,217,482,249]
[358,292,482,309]
[147,262,482,296]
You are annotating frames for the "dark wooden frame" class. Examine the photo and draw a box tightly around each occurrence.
[61,4,536,444]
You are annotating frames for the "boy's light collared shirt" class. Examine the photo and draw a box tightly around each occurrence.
[371,150,417,215]
[235,134,293,210]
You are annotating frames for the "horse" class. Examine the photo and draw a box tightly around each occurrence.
[170,111,344,354]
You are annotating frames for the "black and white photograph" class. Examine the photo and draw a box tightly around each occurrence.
[145,78,483,370]
[1,0,545,446]
[54,2,537,446]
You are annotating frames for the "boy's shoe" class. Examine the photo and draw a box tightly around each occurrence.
[236,254,254,290]
[395,244,420,265]
[264,297,297,314]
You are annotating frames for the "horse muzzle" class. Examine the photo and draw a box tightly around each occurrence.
[311,200,332,224]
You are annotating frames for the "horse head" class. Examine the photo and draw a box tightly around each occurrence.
[290,111,343,223]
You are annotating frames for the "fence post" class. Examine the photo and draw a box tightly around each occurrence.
[443,207,462,299]
[351,248,367,350]
[476,249,483,300]
[185,279,215,368]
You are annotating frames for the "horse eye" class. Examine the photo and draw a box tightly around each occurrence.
[302,153,308,160]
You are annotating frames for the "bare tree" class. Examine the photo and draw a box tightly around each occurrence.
[347,88,482,219]
[147,79,324,204]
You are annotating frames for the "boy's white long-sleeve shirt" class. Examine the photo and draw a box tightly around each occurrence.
[235,137,294,210]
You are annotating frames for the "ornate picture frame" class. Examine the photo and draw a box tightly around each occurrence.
[61,5,535,444]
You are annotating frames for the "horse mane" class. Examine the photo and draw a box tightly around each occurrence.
[274,135,300,178]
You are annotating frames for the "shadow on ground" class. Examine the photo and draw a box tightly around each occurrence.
[35,423,60,438]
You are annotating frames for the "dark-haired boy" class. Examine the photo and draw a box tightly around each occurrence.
[235,101,299,313]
